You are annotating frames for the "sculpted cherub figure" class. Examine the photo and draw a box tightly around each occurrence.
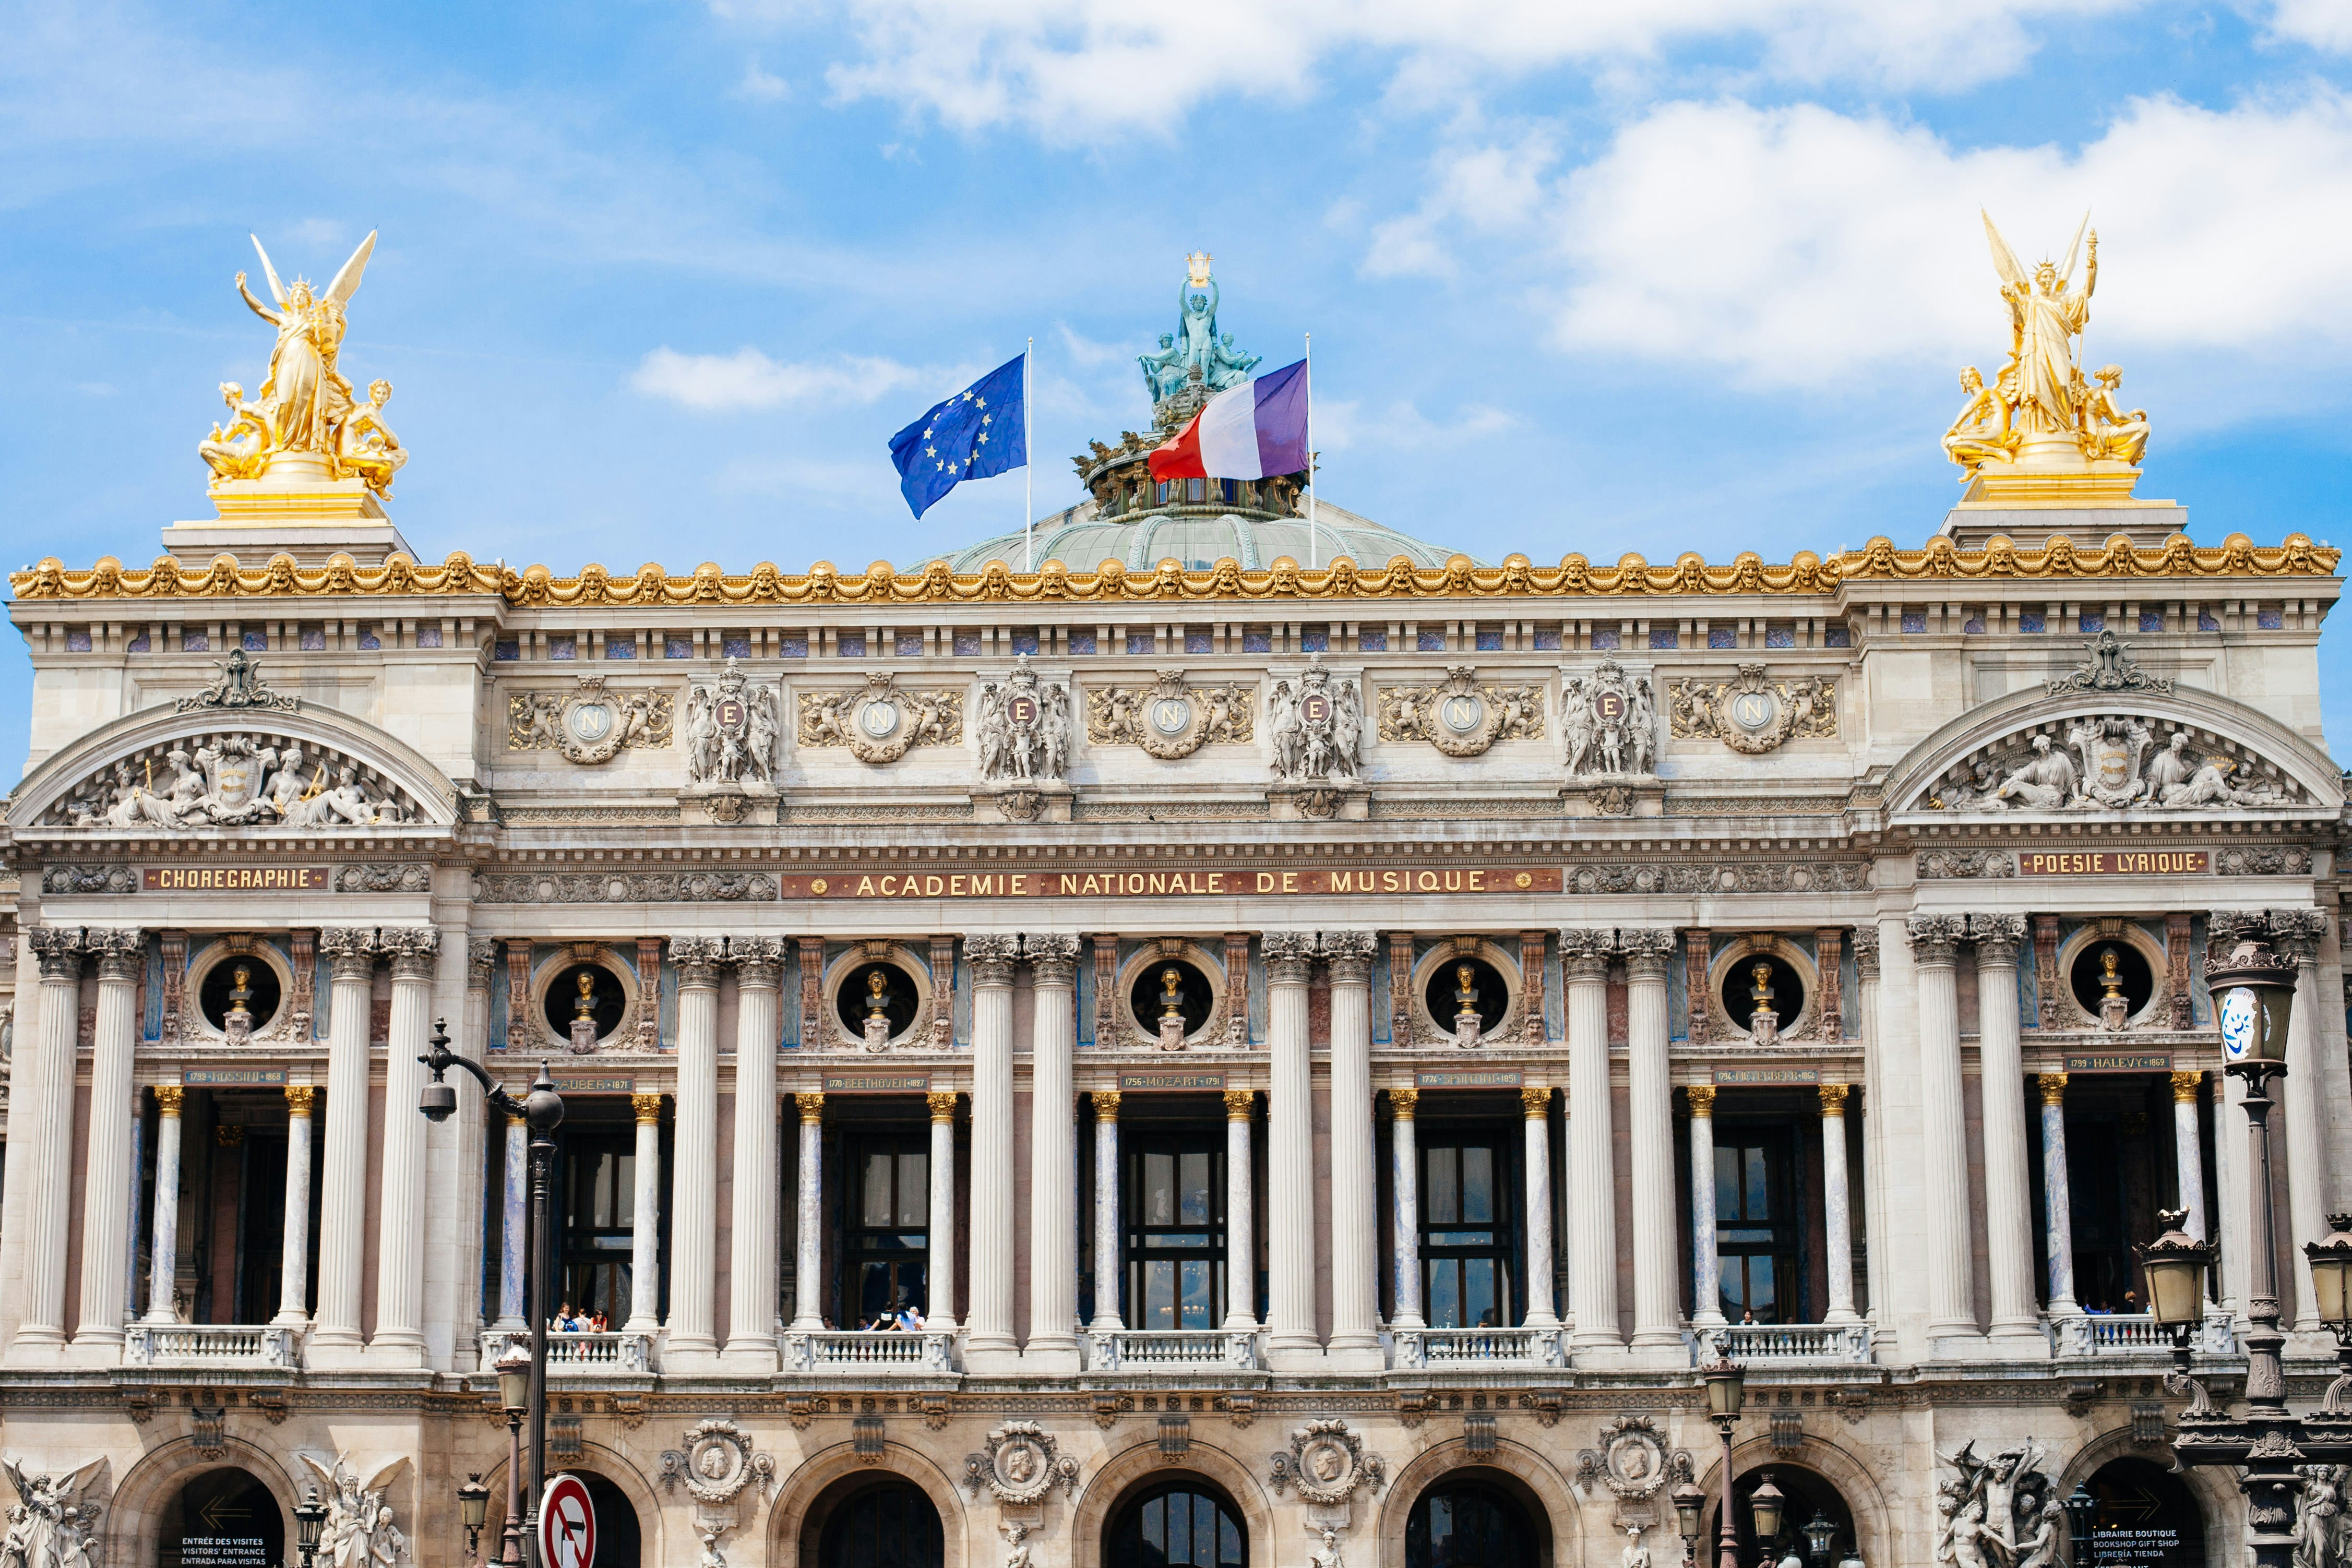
[335,379,408,496]
[1943,365,2018,473]
[200,381,274,482]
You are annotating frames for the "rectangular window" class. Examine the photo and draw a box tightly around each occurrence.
[1420,1135,1514,1329]
[1125,1132,1225,1331]
[1714,1131,1801,1324]
[1185,477,1205,502]
[1708,628,1736,649]
[837,633,866,657]
[557,1135,639,1324]
[844,1134,930,1326]
[604,637,636,660]
[665,636,693,659]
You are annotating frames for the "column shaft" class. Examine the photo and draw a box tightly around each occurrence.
[1973,918,2041,1342]
[1326,932,1379,1357]
[626,1095,663,1335]
[726,941,784,1364]
[1522,1088,1558,1328]
[1624,931,1677,1347]
[1091,1093,1122,1332]
[496,1116,529,1330]
[791,1094,825,1332]
[311,930,376,1355]
[1389,1091,1422,1328]
[928,1092,959,1330]
[666,940,723,1358]
[276,1087,316,1325]
[1225,1091,1258,1328]
[964,936,1020,1364]
[1853,927,1887,1337]
[146,1088,186,1323]
[1027,936,1081,1366]
[1688,1088,1724,1327]
[371,928,437,1357]
[1265,933,1319,1361]
[15,929,81,1349]
[2039,1074,2078,1315]
[76,932,144,1345]
[1821,1085,1858,1323]
[2172,1071,2212,1254]
[1564,929,1620,1351]
[1909,916,1977,1338]
[2283,917,2330,1328]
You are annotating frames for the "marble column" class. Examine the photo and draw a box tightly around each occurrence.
[2275,909,2330,1331]
[1563,928,1621,1352]
[310,928,377,1357]
[2038,1073,2078,1315]
[1224,1090,1258,1329]
[495,1114,529,1330]
[1820,1084,1858,1324]
[625,1094,663,1336]
[1521,1087,1559,1330]
[1389,1088,1423,1329]
[146,1087,187,1322]
[1091,1092,1123,1332]
[963,934,1021,1368]
[2172,1070,2212,1264]
[1852,928,1887,1334]
[1026,934,1082,1369]
[790,1093,825,1333]
[1264,931,1320,1364]
[275,1086,316,1326]
[1622,929,1678,1348]
[1688,1086,1724,1328]
[1907,914,1977,1340]
[665,937,724,1359]
[727,937,785,1365]
[927,1091,959,1331]
[1972,914,2041,1345]
[15,927,81,1351]
[76,929,145,1346]
[1326,931,1380,1361]
[371,927,438,1359]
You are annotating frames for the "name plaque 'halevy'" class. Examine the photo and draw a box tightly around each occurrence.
[2017,850,2210,877]
[2063,1053,2174,1074]
[779,866,1559,900]
[143,866,330,891]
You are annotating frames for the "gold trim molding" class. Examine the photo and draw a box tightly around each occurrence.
[11,532,2336,606]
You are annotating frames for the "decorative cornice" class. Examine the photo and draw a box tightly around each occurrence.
[15,531,2333,604]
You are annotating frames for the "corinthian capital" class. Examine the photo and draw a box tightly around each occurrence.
[1321,929,1378,984]
[27,924,83,980]
[380,926,441,979]
[1263,930,1318,984]
[1560,927,1615,979]
[84,926,146,980]
[964,933,1020,985]
[1968,914,2027,965]
[1023,933,1082,987]
[2269,908,2329,965]
[670,936,725,987]
[467,937,499,989]
[1849,926,1880,980]
[727,936,786,988]
[1617,927,1677,980]
[319,926,378,979]
[1905,914,1967,965]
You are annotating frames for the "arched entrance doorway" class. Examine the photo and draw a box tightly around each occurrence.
[807,1477,945,1568]
[2080,1456,2205,1567]
[155,1467,285,1568]
[1405,1473,1545,1568]
[570,1472,641,1568]
[1708,1465,1859,1567]
[1106,1477,1246,1568]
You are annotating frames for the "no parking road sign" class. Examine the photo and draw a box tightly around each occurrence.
[539,1474,596,1568]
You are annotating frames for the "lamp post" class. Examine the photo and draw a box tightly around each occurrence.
[1749,1473,1786,1568]
[1801,1512,1836,1566]
[458,1473,491,1568]
[495,1346,531,1567]
[293,1485,327,1568]
[1675,1480,1708,1568]
[2061,1485,2098,1568]
[2144,932,2352,1568]
[1702,1356,1748,1568]
[420,1022,565,1568]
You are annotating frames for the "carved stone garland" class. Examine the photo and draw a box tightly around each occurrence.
[1377,666,1545,757]
[1086,669,1254,760]
[798,673,962,765]
[1667,664,1837,754]
[506,673,674,763]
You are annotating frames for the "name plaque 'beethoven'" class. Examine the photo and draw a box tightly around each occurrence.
[823,1074,930,1094]
[778,867,1559,900]
[2016,850,2210,877]
[143,866,329,891]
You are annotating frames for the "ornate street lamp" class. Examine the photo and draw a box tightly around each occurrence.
[2061,1485,2099,1568]
[420,1022,566,1568]
[1801,1512,1837,1565]
[1702,1357,1747,1568]
[1674,1480,1709,1568]
[293,1485,328,1568]
[1749,1473,1787,1555]
[458,1473,491,1568]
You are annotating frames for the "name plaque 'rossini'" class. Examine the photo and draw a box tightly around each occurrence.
[2017,850,2210,876]
[143,866,330,891]
[778,867,1559,900]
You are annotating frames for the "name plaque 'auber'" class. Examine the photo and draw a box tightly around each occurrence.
[1415,1069,1524,1089]
[823,1074,930,1094]
[1712,1067,1822,1085]
[779,867,1559,900]
[1119,1072,1226,1092]
[144,866,329,891]
[2017,850,2210,877]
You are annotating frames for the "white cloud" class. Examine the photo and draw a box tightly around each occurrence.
[1364,131,1557,279]
[1312,398,1518,452]
[1537,89,2352,393]
[2266,0,2352,50]
[737,57,791,101]
[631,347,928,411]
[806,0,2140,138]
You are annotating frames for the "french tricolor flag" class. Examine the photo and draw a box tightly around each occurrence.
[1148,358,1308,482]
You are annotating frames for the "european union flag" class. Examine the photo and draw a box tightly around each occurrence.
[888,354,1026,519]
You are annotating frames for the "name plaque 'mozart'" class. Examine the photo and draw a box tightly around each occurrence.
[778,866,1560,900]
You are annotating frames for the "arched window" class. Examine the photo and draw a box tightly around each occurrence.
[818,1481,945,1568]
[1406,1480,1537,1568]
[158,1467,285,1568]
[1107,1480,1246,1568]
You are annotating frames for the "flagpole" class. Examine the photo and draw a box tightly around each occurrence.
[1304,332,1316,570]
[1024,338,1034,574]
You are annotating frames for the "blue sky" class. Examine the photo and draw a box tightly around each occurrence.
[5,0,2351,784]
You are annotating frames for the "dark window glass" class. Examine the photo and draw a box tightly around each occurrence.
[1420,1135,1514,1327]
[556,1134,636,1322]
[1715,1130,1799,1323]
[819,1482,944,1568]
[1108,1483,1245,1568]
[844,1133,929,1324]
[1406,1482,1537,1568]
[1125,1132,1224,1330]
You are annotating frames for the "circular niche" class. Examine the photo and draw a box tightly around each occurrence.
[198,955,283,1036]
[543,962,628,1044]
[2069,938,2157,1024]
[1724,953,1805,1036]
[837,960,922,1042]
[1423,956,1510,1036]
[1129,959,1216,1038]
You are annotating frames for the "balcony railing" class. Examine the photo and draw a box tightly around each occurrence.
[1391,1326,1565,1369]
[123,1322,301,1371]
[1087,1328,1262,1371]
[782,1330,957,1373]
[1697,1322,1873,1364]
[479,1329,651,1374]
[2053,1312,2236,1358]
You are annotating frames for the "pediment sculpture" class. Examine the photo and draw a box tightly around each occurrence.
[798,672,961,765]
[1668,665,1837,754]
[1378,666,1545,757]
[43,729,423,831]
[976,656,1071,783]
[1087,669,1253,759]
[509,673,674,765]
[684,660,778,784]
[963,1422,1079,1506]
[1926,717,2297,813]
[1562,657,1656,779]
[1268,1419,1384,1506]
[0,1457,106,1568]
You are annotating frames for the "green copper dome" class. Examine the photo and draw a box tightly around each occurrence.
[939,499,1473,574]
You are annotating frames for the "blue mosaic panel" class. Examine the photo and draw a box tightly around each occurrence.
[2199,609,2221,631]
[1475,628,1502,651]
[1963,614,1985,635]
[494,640,520,661]
[1708,628,1736,649]
[1764,626,1795,649]
[416,626,444,648]
[127,631,150,652]
[722,636,753,658]
[1012,632,1038,655]
[301,627,326,650]
[1242,631,1270,654]
[1069,630,1097,654]
[2259,607,2284,630]
[357,628,382,650]
[548,636,575,659]
[837,633,865,657]
[1592,628,1621,650]
[182,630,210,652]
[1900,612,1926,634]
[1822,626,1850,648]
[605,636,636,659]
[666,637,693,659]
[1532,628,1560,651]
[2079,612,2104,633]
[242,630,267,652]
[2020,613,2046,633]
[1126,632,1155,655]
[2139,611,2163,632]
[1358,630,1388,652]
[896,633,923,656]
[1417,630,1446,652]
[1301,629,1328,653]
[954,631,982,655]
[1649,627,1677,648]
[1186,631,1213,653]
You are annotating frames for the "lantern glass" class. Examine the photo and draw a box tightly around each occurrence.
[1750,1476,1786,1543]
[496,1349,531,1413]
[1674,1482,1706,1542]
[2306,1217,2352,1330]
[2208,940,2296,1068]
[295,1486,327,1552]
[1803,1514,1837,1562]
[2144,1249,2203,1326]
[458,1475,490,1531]
[1704,1359,1746,1418]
